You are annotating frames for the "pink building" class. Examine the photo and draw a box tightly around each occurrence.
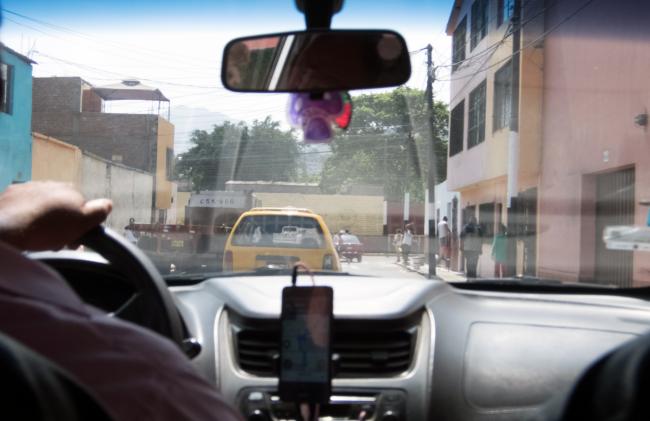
[445,0,544,278]
[445,0,649,285]
[538,0,650,286]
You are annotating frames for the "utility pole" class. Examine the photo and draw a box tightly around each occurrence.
[506,0,522,277]
[507,0,521,207]
[404,134,410,227]
[426,44,437,278]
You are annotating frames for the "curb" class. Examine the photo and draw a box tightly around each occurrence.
[394,262,467,282]
[394,262,439,279]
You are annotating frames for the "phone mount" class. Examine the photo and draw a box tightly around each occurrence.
[291,262,316,287]
[272,351,340,377]
[295,0,344,29]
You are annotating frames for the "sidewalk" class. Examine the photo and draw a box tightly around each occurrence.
[396,257,467,282]
[415,263,467,282]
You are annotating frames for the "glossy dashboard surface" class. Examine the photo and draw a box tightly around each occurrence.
[171,275,650,420]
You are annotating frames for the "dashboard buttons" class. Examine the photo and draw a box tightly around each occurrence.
[381,409,400,421]
[238,388,406,421]
[247,391,264,402]
[247,409,269,421]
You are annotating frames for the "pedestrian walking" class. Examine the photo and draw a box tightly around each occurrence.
[437,216,451,268]
[492,224,508,278]
[392,229,403,262]
[401,223,414,264]
[333,230,345,255]
[460,216,483,278]
[123,217,139,246]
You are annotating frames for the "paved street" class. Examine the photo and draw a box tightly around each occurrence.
[339,254,468,282]
[340,254,429,279]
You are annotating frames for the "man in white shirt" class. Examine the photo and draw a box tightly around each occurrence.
[437,216,451,268]
[0,182,243,421]
[123,218,139,245]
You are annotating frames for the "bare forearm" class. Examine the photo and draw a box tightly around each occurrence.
[0,182,111,251]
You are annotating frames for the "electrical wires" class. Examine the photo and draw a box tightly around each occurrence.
[442,0,598,106]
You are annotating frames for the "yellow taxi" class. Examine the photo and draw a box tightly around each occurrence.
[223,207,341,272]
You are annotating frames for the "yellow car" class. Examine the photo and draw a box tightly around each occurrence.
[223,207,341,272]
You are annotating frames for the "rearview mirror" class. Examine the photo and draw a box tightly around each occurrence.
[222,30,411,92]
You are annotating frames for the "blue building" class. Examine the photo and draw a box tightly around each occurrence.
[0,44,34,190]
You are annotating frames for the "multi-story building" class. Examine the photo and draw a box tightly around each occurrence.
[446,0,650,286]
[31,77,175,222]
[445,0,545,277]
[536,0,650,287]
[0,45,34,190]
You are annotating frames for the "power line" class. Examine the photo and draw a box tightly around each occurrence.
[104,101,284,118]
[32,53,298,117]
[447,22,509,105]
[441,0,597,89]
[2,8,221,71]
[441,0,545,72]
[4,17,222,79]
[33,51,225,89]
[34,115,428,142]
[409,47,428,55]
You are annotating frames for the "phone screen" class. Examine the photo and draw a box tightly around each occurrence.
[279,286,333,403]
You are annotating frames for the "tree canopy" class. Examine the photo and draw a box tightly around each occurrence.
[320,87,449,201]
[176,117,300,191]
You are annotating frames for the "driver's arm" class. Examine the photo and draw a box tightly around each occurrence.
[0,181,112,251]
[0,182,244,421]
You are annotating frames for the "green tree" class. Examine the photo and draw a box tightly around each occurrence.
[176,117,300,191]
[320,87,449,201]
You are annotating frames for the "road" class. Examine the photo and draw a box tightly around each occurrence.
[339,254,425,279]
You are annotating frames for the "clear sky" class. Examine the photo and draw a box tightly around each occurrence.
[1,0,454,151]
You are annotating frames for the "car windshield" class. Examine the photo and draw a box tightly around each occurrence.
[232,215,324,248]
[340,235,361,244]
[2,0,649,286]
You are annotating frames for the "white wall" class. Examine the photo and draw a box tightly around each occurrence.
[435,180,460,227]
[166,182,178,224]
[81,152,153,231]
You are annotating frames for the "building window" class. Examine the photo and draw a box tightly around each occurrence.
[452,17,467,72]
[158,209,167,224]
[463,205,476,225]
[470,0,489,50]
[468,80,486,148]
[493,60,513,132]
[498,0,514,27]
[165,148,174,180]
[478,202,496,239]
[449,100,465,157]
[0,63,13,114]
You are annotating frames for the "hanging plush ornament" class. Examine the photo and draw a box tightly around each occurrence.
[287,91,353,143]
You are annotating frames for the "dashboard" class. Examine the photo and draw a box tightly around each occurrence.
[36,252,650,421]
[170,276,650,421]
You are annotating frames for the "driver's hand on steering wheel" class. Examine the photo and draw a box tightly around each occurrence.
[0,181,112,251]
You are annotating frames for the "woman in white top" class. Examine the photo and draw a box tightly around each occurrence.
[401,223,414,264]
[392,229,403,262]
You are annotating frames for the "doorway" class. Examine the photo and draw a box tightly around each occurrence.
[594,167,635,287]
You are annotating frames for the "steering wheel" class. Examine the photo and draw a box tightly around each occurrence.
[76,226,186,347]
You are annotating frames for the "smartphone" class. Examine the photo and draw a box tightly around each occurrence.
[279,286,333,404]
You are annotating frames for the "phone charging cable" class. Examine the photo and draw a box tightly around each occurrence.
[292,262,315,287]
[299,402,320,421]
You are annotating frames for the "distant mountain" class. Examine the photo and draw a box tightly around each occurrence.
[170,106,235,153]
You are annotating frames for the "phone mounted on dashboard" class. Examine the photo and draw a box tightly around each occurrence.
[278,284,334,404]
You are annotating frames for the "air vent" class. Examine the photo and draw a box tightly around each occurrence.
[236,329,279,375]
[233,323,417,378]
[334,330,415,377]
